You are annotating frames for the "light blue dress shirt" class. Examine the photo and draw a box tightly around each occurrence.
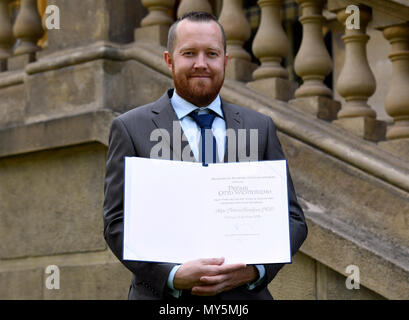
[166,90,266,298]
[171,90,226,162]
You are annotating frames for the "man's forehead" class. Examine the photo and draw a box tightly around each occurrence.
[176,20,223,44]
[176,20,223,48]
[178,19,218,28]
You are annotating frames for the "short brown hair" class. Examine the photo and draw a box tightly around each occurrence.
[167,11,227,55]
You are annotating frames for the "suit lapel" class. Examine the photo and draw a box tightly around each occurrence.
[151,90,194,161]
[221,99,244,163]
[151,91,242,163]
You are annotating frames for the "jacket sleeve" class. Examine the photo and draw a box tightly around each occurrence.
[103,117,177,299]
[255,117,308,290]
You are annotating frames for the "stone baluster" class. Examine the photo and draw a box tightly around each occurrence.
[0,0,14,71]
[332,5,386,141]
[135,0,175,46]
[378,24,409,158]
[247,0,297,101]
[218,0,257,81]
[177,0,212,18]
[141,0,174,27]
[8,0,43,70]
[12,0,43,55]
[290,0,340,120]
[383,24,409,140]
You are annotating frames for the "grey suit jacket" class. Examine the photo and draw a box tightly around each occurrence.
[103,89,308,300]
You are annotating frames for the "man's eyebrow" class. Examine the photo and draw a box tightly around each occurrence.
[179,47,222,53]
[179,47,197,52]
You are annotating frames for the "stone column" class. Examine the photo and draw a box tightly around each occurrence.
[378,24,409,158]
[289,0,340,120]
[9,0,44,70]
[332,5,386,141]
[218,0,257,81]
[0,0,14,71]
[247,0,297,101]
[177,0,212,18]
[134,0,175,46]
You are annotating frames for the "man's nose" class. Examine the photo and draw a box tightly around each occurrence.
[193,52,207,69]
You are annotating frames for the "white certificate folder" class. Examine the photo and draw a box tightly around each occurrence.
[123,157,291,265]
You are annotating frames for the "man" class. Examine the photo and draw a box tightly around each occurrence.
[103,12,307,300]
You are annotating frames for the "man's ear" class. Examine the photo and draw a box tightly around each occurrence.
[224,52,229,68]
[164,51,173,72]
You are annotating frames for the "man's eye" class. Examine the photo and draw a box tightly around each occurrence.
[208,52,218,57]
[183,52,194,56]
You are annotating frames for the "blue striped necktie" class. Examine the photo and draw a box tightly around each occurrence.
[189,111,218,166]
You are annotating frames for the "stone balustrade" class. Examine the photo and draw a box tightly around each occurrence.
[134,0,408,147]
[0,0,407,150]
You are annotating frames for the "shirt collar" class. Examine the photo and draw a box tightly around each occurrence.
[170,90,224,120]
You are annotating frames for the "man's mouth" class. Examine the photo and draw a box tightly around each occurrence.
[189,75,211,78]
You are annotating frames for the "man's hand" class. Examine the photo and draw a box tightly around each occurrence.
[173,257,259,296]
[191,264,259,296]
[173,257,247,292]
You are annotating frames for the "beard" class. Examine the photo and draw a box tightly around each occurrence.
[172,66,225,107]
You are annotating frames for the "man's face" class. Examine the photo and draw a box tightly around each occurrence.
[164,20,228,107]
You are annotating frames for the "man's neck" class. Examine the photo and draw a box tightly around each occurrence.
[173,90,219,109]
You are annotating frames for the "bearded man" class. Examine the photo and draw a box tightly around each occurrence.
[103,11,307,300]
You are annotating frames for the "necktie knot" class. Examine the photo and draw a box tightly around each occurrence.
[189,111,217,130]
[188,110,218,165]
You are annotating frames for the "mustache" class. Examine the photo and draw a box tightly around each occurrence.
[189,73,212,77]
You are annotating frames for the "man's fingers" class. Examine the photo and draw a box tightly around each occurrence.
[199,257,225,265]
[191,284,223,296]
[200,262,246,277]
[217,263,246,274]
[191,265,250,296]
[200,274,228,285]
[191,282,236,296]
[173,258,224,290]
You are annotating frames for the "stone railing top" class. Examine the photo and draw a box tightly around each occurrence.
[327,0,409,22]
